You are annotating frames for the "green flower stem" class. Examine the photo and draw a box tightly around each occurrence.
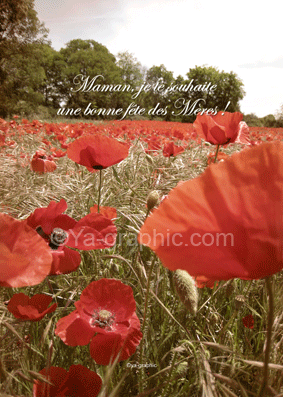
[97,169,103,213]
[214,144,220,163]
[138,255,156,392]
[258,276,274,396]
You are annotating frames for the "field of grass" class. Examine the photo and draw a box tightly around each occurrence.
[0,118,283,397]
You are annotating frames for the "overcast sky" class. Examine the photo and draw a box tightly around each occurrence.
[34,0,283,118]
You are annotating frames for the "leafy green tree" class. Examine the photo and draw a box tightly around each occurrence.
[171,66,245,122]
[116,51,145,87]
[58,39,124,118]
[0,0,49,117]
[115,51,147,114]
[143,64,174,120]
[37,44,67,110]
[275,104,283,127]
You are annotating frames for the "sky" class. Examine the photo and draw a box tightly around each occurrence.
[34,0,283,118]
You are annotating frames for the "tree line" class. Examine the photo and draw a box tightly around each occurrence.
[1,0,282,126]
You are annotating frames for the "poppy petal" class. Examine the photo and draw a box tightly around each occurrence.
[138,142,283,280]
[33,366,68,397]
[66,214,117,250]
[89,317,142,366]
[50,247,81,275]
[55,310,96,346]
[0,214,52,288]
[77,278,137,322]
[90,205,117,220]
[27,199,68,235]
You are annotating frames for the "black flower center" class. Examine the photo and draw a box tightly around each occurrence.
[92,165,104,170]
[36,226,68,250]
[49,228,68,250]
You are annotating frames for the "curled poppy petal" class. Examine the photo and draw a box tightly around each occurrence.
[138,142,283,281]
[7,293,57,321]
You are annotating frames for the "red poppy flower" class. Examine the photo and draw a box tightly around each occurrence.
[31,150,57,174]
[90,205,117,220]
[55,278,142,366]
[67,134,129,171]
[33,364,102,397]
[193,112,243,145]
[0,213,52,288]
[138,142,283,281]
[7,293,57,321]
[242,314,254,329]
[26,199,117,275]
[163,141,185,157]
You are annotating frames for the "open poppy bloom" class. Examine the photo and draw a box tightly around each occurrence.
[0,213,52,287]
[193,112,243,145]
[31,150,57,174]
[67,134,129,171]
[7,293,57,321]
[138,142,283,281]
[242,314,254,329]
[25,199,117,275]
[55,278,142,366]
[33,364,102,397]
[163,141,185,157]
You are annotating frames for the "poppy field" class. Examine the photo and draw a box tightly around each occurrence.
[0,114,283,397]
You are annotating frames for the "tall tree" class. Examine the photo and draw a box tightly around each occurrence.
[115,51,146,112]
[58,39,124,118]
[144,64,174,119]
[0,0,49,117]
[171,66,245,122]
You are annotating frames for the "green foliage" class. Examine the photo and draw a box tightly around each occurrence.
[58,39,123,118]
[243,113,264,127]
[0,0,49,117]
[173,65,245,123]
[243,112,283,127]
[144,64,174,120]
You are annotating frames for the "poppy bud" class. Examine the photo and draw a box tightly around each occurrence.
[146,190,160,212]
[173,269,198,315]
[235,295,245,311]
